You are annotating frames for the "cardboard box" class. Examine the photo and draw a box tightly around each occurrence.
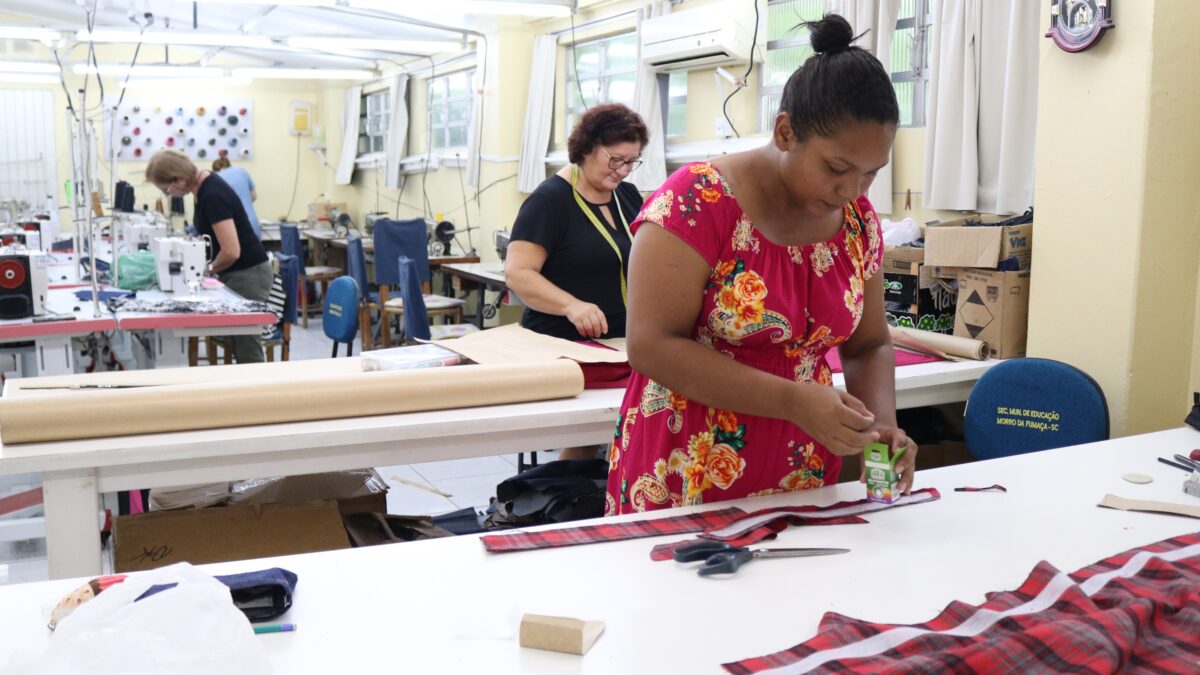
[882,246,956,334]
[953,268,1031,359]
[114,500,351,573]
[925,216,1032,270]
[229,469,388,516]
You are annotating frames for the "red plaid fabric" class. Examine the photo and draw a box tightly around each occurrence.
[481,507,746,553]
[705,488,940,542]
[724,531,1200,674]
[648,491,938,560]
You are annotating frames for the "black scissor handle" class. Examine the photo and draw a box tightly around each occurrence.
[673,541,736,562]
[697,548,755,576]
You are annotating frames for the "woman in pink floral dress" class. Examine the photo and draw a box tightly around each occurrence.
[606,14,918,515]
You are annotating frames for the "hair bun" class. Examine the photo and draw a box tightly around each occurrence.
[809,14,855,54]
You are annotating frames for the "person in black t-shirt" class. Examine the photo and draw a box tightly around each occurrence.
[506,103,648,342]
[146,150,272,363]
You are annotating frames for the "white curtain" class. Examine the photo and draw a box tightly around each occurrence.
[384,75,409,190]
[826,0,902,213]
[630,0,671,192]
[335,85,363,186]
[977,1,1038,215]
[517,35,558,194]
[465,67,484,188]
[923,0,980,211]
[925,0,1037,215]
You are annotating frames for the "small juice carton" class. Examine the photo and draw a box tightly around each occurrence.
[864,442,904,504]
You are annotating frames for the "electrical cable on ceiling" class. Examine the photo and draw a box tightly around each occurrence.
[422,56,435,219]
[454,151,473,253]
[285,134,301,220]
[471,33,488,207]
[721,0,760,139]
[569,9,587,110]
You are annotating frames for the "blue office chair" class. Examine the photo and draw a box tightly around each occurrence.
[373,219,465,346]
[280,223,340,329]
[964,358,1109,460]
[323,275,361,357]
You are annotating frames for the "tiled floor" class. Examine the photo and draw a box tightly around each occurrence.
[0,318,536,587]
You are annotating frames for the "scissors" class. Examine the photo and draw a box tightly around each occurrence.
[673,540,850,576]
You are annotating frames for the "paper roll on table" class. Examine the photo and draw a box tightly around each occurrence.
[889,327,988,361]
[0,361,584,444]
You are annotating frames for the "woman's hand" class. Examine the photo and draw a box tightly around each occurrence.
[862,424,918,495]
[790,384,879,456]
[566,300,608,338]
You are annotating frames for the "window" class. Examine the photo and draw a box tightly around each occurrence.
[359,89,390,156]
[759,0,825,133]
[564,33,637,134]
[428,69,474,150]
[663,71,687,138]
[891,0,934,127]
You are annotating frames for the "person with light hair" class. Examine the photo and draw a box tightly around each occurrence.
[146,150,271,363]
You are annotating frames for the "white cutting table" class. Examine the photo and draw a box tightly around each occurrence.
[0,427,1196,673]
[0,359,996,579]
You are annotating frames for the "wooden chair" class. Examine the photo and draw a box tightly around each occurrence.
[372,218,468,347]
[397,255,478,341]
[281,223,339,328]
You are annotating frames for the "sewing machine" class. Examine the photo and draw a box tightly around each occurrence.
[494,230,511,262]
[0,228,39,251]
[0,248,49,319]
[115,212,169,253]
[153,237,208,294]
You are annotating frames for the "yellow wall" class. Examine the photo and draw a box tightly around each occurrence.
[1030,0,1200,435]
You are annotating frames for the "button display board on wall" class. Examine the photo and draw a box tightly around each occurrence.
[107,100,254,162]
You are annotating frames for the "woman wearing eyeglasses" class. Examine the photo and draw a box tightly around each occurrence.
[506,103,648,343]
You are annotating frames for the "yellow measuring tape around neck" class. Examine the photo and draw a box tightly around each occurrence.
[571,164,632,305]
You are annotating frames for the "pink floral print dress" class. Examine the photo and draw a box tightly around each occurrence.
[605,162,883,516]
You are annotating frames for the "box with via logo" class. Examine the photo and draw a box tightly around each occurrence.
[924,216,1032,270]
[882,246,957,334]
[864,442,904,504]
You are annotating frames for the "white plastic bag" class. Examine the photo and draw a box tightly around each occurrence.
[881,217,921,247]
[5,563,272,675]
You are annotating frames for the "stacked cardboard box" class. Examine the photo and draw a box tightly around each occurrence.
[882,245,957,334]
[924,215,1033,358]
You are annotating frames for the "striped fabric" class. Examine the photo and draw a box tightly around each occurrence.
[724,532,1200,674]
[260,272,286,340]
[481,507,748,553]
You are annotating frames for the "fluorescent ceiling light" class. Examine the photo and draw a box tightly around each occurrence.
[232,67,375,80]
[0,60,59,74]
[123,77,254,89]
[0,27,62,44]
[0,73,59,84]
[349,0,571,18]
[78,30,275,49]
[195,0,336,5]
[286,37,467,54]
[72,64,227,78]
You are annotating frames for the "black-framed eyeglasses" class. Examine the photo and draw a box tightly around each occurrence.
[600,147,643,172]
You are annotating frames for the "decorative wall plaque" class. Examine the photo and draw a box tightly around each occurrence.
[1046,0,1114,52]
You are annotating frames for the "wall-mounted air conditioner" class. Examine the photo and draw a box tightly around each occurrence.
[640,0,758,72]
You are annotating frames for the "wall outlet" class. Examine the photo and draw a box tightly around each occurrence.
[714,115,733,138]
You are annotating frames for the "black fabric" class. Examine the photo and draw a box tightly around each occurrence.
[1187,393,1200,432]
[137,567,298,623]
[194,173,268,272]
[343,512,454,546]
[484,458,608,529]
[511,176,643,341]
[432,507,487,535]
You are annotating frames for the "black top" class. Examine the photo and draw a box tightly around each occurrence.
[511,175,643,341]
[194,173,268,272]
